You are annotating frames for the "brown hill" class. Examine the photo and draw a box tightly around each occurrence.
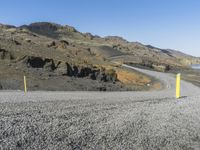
[0,22,199,91]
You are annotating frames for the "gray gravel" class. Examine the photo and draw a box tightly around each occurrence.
[0,65,200,149]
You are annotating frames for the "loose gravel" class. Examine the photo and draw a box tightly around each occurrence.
[0,65,200,149]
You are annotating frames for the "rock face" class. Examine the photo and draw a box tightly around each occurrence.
[25,22,60,32]
[24,56,117,83]
[20,22,78,38]
[64,25,77,32]
[59,63,117,82]
[26,56,56,71]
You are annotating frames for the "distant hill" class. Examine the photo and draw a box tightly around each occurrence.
[20,22,200,66]
[0,22,199,90]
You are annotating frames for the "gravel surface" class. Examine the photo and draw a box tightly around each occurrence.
[0,65,200,149]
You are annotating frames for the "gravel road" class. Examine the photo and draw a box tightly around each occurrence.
[0,65,200,149]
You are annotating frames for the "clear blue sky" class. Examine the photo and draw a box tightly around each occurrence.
[1,0,200,56]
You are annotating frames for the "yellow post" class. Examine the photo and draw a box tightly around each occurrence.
[24,76,27,94]
[176,73,181,99]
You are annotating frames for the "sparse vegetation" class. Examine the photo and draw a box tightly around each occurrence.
[0,22,199,91]
[169,67,200,87]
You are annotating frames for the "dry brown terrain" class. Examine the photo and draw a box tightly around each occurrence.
[0,22,199,91]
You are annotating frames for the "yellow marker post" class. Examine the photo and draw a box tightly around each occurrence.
[176,73,181,99]
[24,76,27,94]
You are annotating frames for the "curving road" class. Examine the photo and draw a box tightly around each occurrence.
[0,64,199,103]
[123,64,200,98]
[1,65,200,149]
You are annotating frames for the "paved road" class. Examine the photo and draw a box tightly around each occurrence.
[1,66,200,149]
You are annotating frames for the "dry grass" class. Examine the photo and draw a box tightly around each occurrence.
[116,69,151,86]
[94,64,153,88]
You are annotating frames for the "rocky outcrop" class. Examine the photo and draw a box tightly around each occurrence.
[64,25,77,32]
[20,22,77,38]
[84,33,93,40]
[26,56,56,71]
[24,22,60,32]
[56,62,117,82]
[127,60,170,72]
[152,64,170,72]
[58,40,69,49]
[46,41,56,48]
[96,69,117,82]
[0,49,15,60]
[23,56,117,83]
[46,40,69,49]
[0,24,16,30]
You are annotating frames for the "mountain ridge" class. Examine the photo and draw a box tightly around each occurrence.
[2,21,197,59]
[18,22,199,59]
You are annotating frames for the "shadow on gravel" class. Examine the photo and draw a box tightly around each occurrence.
[133,97,175,104]
[180,96,188,99]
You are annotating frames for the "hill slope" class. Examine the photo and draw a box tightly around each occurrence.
[0,22,199,91]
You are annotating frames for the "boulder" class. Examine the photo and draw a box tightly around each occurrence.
[152,64,170,72]
[58,40,69,49]
[46,41,56,48]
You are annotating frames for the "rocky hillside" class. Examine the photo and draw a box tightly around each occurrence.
[0,22,198,91]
